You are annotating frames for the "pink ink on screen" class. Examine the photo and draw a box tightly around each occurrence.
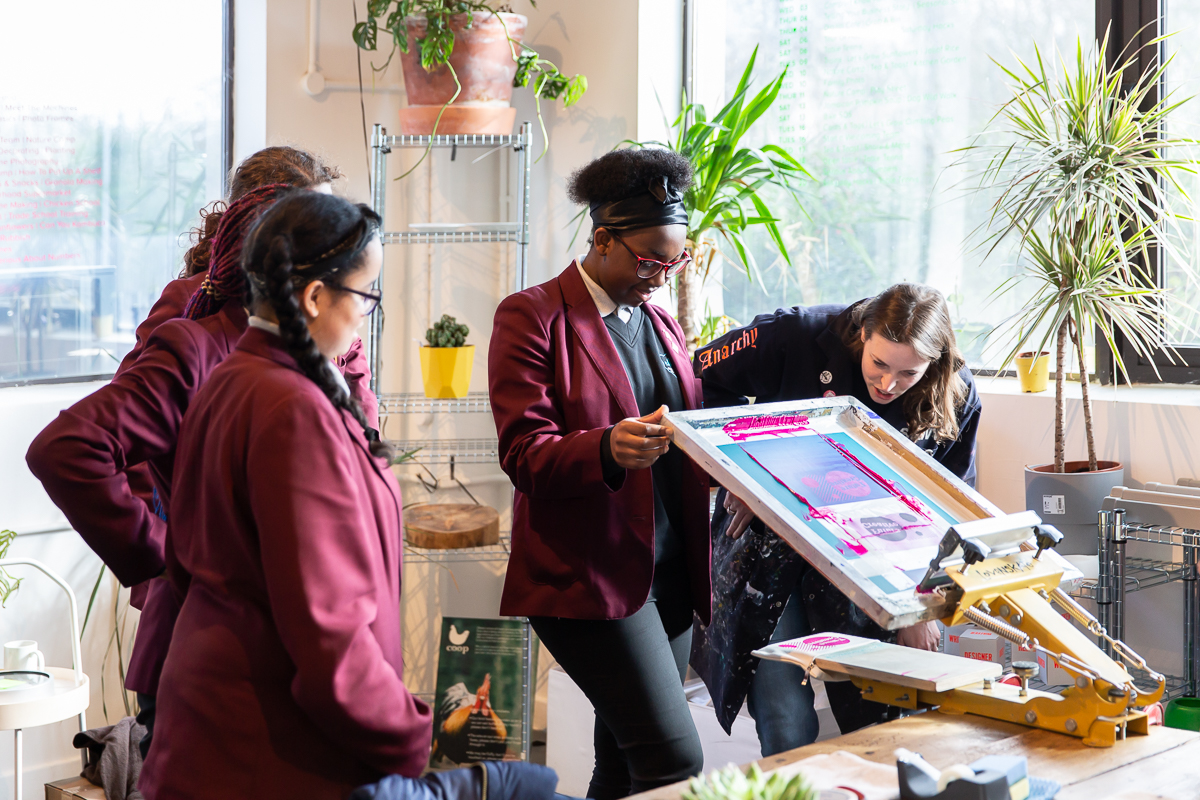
[722,414,810,442]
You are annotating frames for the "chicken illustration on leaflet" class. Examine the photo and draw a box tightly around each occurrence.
[432,674,509,764]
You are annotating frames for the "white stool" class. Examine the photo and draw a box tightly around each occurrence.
[0,558,89,799]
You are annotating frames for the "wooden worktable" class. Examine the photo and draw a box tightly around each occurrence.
[629,712,1200,799]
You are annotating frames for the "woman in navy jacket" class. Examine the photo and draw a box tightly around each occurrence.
[691,284,981,755]
[489,150,710,800]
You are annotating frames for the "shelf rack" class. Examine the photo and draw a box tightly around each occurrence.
[378,391,491,415]
[1070,557,1188,601]
[381,230,520,245]
[1094,508,1200,700]
[365,123,531,395]
[404,532,512,564]
[391,437,499,465]
[368,126,529,758]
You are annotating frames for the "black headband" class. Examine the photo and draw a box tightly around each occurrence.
[293,215,377,274]
[589,175,688,231]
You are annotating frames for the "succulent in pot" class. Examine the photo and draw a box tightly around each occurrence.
[420,314,474,399]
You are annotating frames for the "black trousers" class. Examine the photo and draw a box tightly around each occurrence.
[531,592,703,800]
[135,692,156,759]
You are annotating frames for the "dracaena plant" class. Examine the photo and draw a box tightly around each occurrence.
[959,27,1200,473]
[352,0,587,163]
[620,47,811,351]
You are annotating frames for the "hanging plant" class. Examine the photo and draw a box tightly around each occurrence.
[353,0,587,168]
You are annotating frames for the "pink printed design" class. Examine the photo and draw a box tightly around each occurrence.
[738,431,936,560]
[723,413,811,442]
[800,635,851,648]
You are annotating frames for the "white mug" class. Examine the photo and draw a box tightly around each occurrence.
[3,640,45,672]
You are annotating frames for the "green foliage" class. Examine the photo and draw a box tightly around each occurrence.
[959,27,1200,471]
[0,529,21,607]
[697,302,739,348]
[426,314,469,347]
[623,47,811,285]
[682,763,816,800]
[352,0,587,154]
[960,28,1200,377]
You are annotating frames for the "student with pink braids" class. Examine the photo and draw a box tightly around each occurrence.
[110,148,377,612]
[26,180,377,757]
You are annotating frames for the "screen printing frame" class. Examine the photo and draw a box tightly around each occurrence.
[665,396,1070,629]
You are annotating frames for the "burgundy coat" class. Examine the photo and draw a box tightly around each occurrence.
[139,328,430,799]
[488,261,712,623]
[27,298,378,695]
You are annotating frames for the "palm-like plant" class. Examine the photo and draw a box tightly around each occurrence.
[625,48,811,350]
[960,29,1199,473]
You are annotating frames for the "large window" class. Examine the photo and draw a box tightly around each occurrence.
[704,0,1093,369]
[0,1,226,385]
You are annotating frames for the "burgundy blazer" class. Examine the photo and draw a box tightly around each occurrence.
[27,298,378,695]
[488,261,712,623]
[139,328,430,799]
[116,273,204,606]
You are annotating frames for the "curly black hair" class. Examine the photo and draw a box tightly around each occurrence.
[567,148,693,206]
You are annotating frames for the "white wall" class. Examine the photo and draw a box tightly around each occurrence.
[0,381,140,798]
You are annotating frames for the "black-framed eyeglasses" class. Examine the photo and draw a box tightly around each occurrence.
[330,282,382,315]
[609,232,692,279]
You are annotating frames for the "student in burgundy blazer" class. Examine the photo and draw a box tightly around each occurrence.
[59,146,373,611]
[25,184,378,760]
[140,190,430,799]
[489,150,710,800]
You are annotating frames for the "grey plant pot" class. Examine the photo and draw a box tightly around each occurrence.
[1024,461,1124,555]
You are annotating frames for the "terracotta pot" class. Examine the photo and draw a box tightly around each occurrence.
[398,11,526,135]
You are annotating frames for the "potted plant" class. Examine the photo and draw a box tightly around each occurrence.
[960,31,1199,553]
[353,0,586,145]
[619,48,810,352]
[0,529,20,606]
[420,314,474,399]
[682,763,814,800]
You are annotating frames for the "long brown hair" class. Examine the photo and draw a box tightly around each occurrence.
[181,146,343,277]
[845,283,967,444]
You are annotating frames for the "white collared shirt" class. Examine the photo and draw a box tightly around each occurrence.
[576,257,634,324]
[247,315,351,398]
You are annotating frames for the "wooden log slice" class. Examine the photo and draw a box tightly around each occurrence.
[405,504,500,549]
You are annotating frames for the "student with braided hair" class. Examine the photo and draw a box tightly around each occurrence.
[25,182,366,759]
[121,145,343,370]
[108,146,376,609]
[139,190,429,799]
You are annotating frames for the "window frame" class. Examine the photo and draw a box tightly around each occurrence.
[0,0,234,390]
[1092,0,1200,384]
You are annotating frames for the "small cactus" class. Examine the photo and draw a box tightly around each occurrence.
[426,314,469,348]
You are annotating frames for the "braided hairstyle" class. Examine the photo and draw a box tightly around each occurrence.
[182,146,344,277]
[242,190,391,460]
[182,184,290,320]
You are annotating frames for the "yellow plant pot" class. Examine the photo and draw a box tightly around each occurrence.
[1015,351,1050,393]
[420,345,475,399]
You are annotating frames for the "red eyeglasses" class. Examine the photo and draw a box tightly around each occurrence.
[609,232,692,279]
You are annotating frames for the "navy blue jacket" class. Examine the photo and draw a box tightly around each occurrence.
[695,302,980,484]
[689,301,982,734]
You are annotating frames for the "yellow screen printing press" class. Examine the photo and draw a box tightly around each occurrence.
[664,397,1163,747]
